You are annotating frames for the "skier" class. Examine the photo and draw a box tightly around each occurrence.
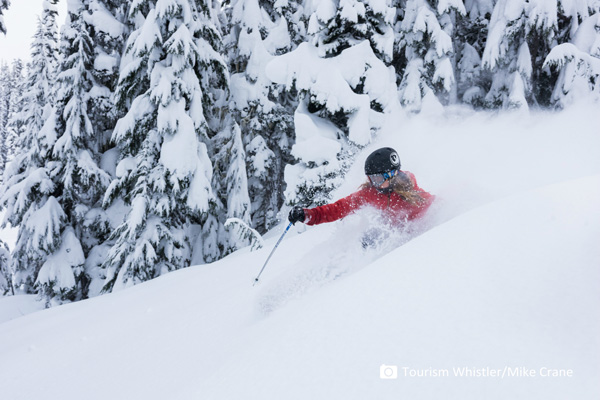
[287,147,434,234]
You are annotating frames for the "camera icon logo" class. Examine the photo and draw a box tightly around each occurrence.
[380,364,398,379]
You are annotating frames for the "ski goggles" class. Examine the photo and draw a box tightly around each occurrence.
[368,169,398,187]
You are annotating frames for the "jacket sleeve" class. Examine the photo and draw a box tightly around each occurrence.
[303,190,367,226]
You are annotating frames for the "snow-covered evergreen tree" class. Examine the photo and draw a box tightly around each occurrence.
[0,238,11,295]
[87,0,128,146]
[35,5,113,303]
[104,0,229,289]
[77,0,128,297]
[481,0,600,109]
[0,62,10,174]
[269,1,399,207]
[307,0,396,62]
[90,1,127,131]
[0,0,9,35]
[223,0,303,233]
[527,1,600,106]
[8,8,58,151]
[211,116,251,254]
[0,1,59,300]
[186,0,233,262]
[0,59,24,177]
[453,0,494,106]
[395,0,466,111]
[481,0,531,109]
[4,59,25,162]
[273,0,307,47]
[544,11,600,107]
[224,217,263,251]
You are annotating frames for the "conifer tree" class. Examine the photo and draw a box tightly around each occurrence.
[223,0,303,233]
[0,238,11,295]
[531,1,600,106]
[5,59,25,161]
[0,0,9,35]
[8,5,58,148]
[395,0,466,111]
[0,1,60,300]
[211,116,251,253]
[481,0,532,109]
[79,0,129,296]
[307,0,395,62]
[104,0,229,289]
[87,0,128,146]
[35,5,113,303]
[0,59,23,176]
[189,0,235,263]
[453,0,494,106]
[544,6,600,107]
[0,62,10,174]
[273,1,399,207]
[481,0,600,109]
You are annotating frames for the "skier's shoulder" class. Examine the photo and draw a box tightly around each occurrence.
[338,185,378,206]
[401,170,417,185]
[355,184,382,199]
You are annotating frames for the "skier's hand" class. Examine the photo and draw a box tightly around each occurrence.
[288,206,305,225]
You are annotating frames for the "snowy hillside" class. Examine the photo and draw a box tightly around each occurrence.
[0,107,599,400]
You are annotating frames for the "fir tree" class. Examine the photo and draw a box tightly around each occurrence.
[544,8,600,107]
[36,6,113,303]
[273,1,399,207]
[79,0,129,296]
[211,116,251,254]
[454,0,494,107]
[0,59,23,176]
[531,0,600,106]
[223,217,263,251]
[482,0,532,109]
[0,62,10,175]
[87,0,128,147]
[5,59,25,161]
[103,0,228,289]
[9,11,58,149]
[307,0,395,63]
[272,0,307,49]
[0,1,60,300]
[481,0,600,109]
[0,238,11,295]
[0,0,9,35]
[396,0,466,111]
[222,0,302,233]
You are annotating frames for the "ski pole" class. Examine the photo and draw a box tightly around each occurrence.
[253,222,293,286]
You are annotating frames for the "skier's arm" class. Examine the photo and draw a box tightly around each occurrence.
[303,190,366,226]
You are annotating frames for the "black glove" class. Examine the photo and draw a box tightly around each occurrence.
[288,206,305,225]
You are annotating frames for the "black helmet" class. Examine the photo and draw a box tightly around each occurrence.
[364,147,401,175]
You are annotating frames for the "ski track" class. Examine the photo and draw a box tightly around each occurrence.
[253,179,552,317]
[256,212,437,316]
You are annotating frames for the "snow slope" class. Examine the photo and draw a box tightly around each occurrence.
[0,106,599,400]
[0,295,44,324]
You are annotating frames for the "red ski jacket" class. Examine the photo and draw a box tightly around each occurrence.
[303,171,434,226]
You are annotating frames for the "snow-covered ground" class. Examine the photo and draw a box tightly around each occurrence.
[0,295,44,324]
[0,104,599,400]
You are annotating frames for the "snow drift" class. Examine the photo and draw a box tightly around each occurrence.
[1,107,599,400]
[0,175,598,400]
